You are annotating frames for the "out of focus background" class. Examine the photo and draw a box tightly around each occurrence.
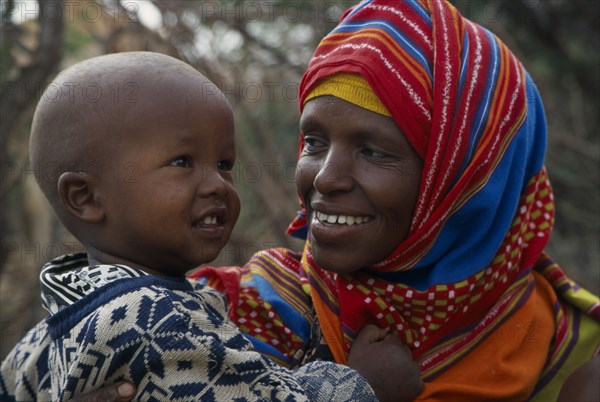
[1,0,598,359]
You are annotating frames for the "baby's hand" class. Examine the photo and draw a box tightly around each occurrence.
[348,325,424,402]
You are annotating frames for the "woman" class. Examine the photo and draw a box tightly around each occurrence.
[198,1,599,400]
[71,0,600,400]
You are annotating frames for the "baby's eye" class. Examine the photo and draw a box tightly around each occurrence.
[169,156,192,168]
[217,160,234,171]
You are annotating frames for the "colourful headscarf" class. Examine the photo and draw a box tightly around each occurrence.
[193,1,599,400]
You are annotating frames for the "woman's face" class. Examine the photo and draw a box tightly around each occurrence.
[296,96,423,274]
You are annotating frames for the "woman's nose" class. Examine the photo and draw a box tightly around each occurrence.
[313,149,354,194]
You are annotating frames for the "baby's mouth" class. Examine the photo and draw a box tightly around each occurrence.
[315,211,372,225]
[201,215,218,225]
[192,213,224,230]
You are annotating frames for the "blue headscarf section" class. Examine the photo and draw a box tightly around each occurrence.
[366,75,548,290]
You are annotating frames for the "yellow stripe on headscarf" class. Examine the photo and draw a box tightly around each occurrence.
[304,73,391,117]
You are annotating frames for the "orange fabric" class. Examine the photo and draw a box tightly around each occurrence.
[416,271,556,401]
[310,285,347,364]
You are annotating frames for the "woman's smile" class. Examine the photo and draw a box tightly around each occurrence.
[314,211,373,225]
[296,96,423,274]
[310,209,376,243]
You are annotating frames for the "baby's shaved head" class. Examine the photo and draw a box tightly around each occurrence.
[30,52,219,220]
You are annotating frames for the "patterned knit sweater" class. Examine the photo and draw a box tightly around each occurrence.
[0,254,376,402]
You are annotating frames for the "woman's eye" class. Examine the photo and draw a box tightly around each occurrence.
[169,156,192,168]
[362,148,387,158]
[217,160,234,171]
[303,137,326,152]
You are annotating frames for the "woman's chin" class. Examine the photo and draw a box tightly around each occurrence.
[311,247,364,275]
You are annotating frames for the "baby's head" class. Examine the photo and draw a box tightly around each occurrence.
[30,52,240,276]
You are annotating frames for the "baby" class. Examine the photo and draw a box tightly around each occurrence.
[0,52,416,402]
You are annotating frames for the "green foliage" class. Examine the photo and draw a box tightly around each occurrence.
[62,19,94,54]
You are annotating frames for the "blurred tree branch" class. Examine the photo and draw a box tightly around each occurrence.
[1,0,64,145]
[1,0,64,272]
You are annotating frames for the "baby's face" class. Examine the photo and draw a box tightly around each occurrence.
[93,78,240,276]
[296,96,423,274]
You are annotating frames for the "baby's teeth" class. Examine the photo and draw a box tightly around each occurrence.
[203,216,217,224]
[355,216,363,224]
[327,215,337,224]
[346,216,355,225]
[338,215,347,224]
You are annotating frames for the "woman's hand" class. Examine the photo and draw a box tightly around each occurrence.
[348,325,424,402]
[67,382,136,402]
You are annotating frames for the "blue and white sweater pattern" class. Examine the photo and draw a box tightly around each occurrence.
[0,254,376,402]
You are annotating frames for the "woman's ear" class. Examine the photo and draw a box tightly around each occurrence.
[57,171,104,223]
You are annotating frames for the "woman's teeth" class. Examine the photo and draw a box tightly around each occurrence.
[203,215,217,224]
[316,211,370,225]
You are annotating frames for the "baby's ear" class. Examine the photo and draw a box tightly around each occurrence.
[57,172,104,223]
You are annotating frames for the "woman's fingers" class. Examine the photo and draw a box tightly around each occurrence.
[67,382,136,402]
